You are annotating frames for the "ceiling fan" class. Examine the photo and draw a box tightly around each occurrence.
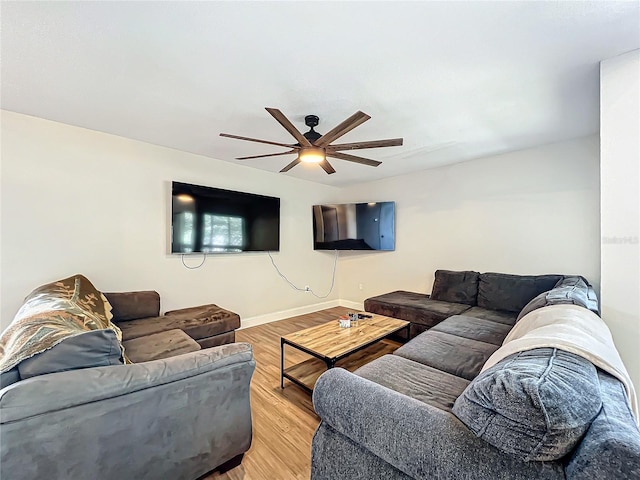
[220,108,403,175]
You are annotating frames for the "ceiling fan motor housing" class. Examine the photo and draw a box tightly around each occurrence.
[304,115,319,128]
[303,115,322,143]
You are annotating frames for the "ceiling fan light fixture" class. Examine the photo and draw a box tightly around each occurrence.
[299,147,325,163]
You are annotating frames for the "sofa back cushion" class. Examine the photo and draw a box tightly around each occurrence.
[477,272,562,313]
[0,274,125,375]
[103,291,161,322]
[0,368,20,389]
[452,348,602,461]
[430,270,480,306]
[18,329,124,379]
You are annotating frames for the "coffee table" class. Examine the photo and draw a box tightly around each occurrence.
[280,313,409,392]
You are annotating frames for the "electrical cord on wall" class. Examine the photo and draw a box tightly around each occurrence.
[267,250,338,299]
[181,253,207,269]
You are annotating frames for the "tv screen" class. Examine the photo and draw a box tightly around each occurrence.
[312,202,395,251]
[171,182,280,253]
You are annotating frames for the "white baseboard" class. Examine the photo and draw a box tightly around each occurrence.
[239,299,365,329]
[340,300,365,311]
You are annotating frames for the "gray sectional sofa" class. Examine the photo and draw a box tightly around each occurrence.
[0,275,254,480]
[311,271,640,480]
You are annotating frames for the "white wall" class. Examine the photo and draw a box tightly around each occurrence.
[0,112,605,352]
[336,136,601,306]
[600,50,640,390]
[0,111,341,329]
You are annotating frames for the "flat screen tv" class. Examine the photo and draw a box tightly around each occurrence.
[171,182,280,253]
[312,202,395,251]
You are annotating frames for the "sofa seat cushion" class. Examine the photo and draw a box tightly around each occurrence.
[478,273,563,313]
[452,348,602,462]
[355,354,470,412]
[364,291,471,329]
[430,270,480,306]
[118,304,240,341]
[394,330,499,380]
[431,315,513,346]
[122,329,201,363]
[463,306,518,326]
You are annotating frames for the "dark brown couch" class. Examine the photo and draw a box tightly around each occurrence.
[103,291,241,361]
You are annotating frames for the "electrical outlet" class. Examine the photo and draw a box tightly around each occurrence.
[359,283,364,291]
[304,285,311,292]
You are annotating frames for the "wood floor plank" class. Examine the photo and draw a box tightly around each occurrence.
[205,306,404,480]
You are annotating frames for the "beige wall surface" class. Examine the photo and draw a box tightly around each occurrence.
[600,49,640,390]
[1,113,604,363]
[336,136,601,305]
[0,111,341,329]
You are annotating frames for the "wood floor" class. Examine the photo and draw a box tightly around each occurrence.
[205,306,402,480]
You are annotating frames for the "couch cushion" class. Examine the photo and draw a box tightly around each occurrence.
[394,330,499,380]
[18,329,124,379]
[463,306,518,326]
[0,274,124,374]
[431,315,513,346]
[122,329,201,363]
[516,276,599,322]
[565,369,640,479]
[430,270,480,306]
[364,291,471,329]
[0,368,20,388]
[515,291,549,322]
[547,276,599,312]
[118,304,240,341]
[104,291,161,322]
[355,354,470,412]
[478,273,563,313]
[452,348,601,462]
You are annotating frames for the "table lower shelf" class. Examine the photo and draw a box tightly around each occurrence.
[283,339,401,392]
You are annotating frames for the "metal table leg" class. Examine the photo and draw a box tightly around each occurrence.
[280,338,285,389]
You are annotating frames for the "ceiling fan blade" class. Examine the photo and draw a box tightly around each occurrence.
[327,151,382,167]
[319,159,336,175]
[220,133,296,149]
[236,150,298,160]
[328,138,403,152]
[279,157,302,173]
[314,111,371,148]
[265,108,312,147]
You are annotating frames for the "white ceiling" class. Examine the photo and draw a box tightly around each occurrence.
[2,1,639,187]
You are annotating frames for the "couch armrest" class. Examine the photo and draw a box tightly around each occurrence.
[312,368,563,480]
[0,343,253,422]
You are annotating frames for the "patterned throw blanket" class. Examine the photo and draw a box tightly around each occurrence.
[0,274,125,373]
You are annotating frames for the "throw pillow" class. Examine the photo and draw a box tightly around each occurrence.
[516,277,599,322]
[547,276,595,311]
[452,348,601,462]
[18,329,124,379]
[430,270,480,306]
